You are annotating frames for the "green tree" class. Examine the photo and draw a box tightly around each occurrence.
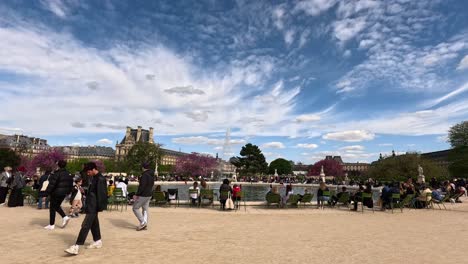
[158,164,174,174]
[66,158,90,174]
[448,146,468,178]
[231,143,268,176]
[448,121,468,147]
[367,154,447,182]
[124,142,160,175]
[268,158,293,175]
[447,121,468,178]
[0,149,21,169]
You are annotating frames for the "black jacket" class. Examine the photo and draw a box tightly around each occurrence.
[136,169,154,197]
[84,173,108,213]
[46,168,73,197]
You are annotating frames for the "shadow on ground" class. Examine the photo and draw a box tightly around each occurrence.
[108,218,135,229]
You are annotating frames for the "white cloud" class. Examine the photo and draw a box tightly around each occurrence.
[333,17,367,43]
[436,135,447,143]
[284,30,295,45]
[423,82,468,107]
[457,55,468,70]
[97,138,113,145]
[294,0,338,16]
[323,130,375,142]
[296,143,318,149]
[40,0,69,18]
[262,142,285,149]
[295,114,321,123]
[172,136,246,146]
[340,145,365,151]
[378,143,393,147]
[0,19,307,138]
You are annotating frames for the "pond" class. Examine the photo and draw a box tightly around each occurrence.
[128,182,382,202]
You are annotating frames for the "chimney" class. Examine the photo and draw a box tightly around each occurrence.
[136,126,142,142]
[149,127,154,143]
[125,126,131,139]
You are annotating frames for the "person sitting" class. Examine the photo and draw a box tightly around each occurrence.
[431,189,445,202]
[116,178,128,197]
[107,180,115,197]
[281,184,293,207]
[331,186,349,206]
[154,185,167,200]
[352,184,373,211]
[317,182,330,208]
[189,181,200,206]
[414,185,432,208]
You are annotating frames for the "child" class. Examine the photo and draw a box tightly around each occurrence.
[69,177,85,218]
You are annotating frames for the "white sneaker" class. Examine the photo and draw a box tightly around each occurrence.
[64,245,79,255]
[44,225,55,230]
[62,216,70,228]
[86,240,102,249]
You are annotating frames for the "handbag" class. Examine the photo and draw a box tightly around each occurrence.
[40,175,50,192]
[226,192,235,210]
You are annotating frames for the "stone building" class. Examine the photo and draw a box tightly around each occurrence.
[0,134,50,157]
[115,126,154,161]
[55,146,115,161]
[325,155,369,177]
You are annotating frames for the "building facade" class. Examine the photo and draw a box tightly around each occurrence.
[55,146,115,161]
[325,155,370,177]
[115,126,154,161]
[0,134,50,157]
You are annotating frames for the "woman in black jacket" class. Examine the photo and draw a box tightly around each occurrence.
[45,160,73,230]
[219,179,232,210]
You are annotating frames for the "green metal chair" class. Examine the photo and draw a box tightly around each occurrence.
[399,194,415,212]
[390,193,401,213]
[151,191,167,207]
[334,192,351,209]
[233,190,246,212]
[22,186,36,205]
[360,192,374,213]
[112,188,127,212]
[285,194,299,208]
[167,188,179,207]
[298,193,314,208]
[265,192,281,208]
[188,189,200,207]
[200,189,214,208]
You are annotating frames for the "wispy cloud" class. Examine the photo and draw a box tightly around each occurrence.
[457,55,468,70]
[262,142,286,149]
[323,130,375,142]
[296,143,318,149]
[97,138,113,145]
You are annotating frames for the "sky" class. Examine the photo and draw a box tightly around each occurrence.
[0,0,467,164]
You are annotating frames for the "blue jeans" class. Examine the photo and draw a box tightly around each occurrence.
[38,196,49,209]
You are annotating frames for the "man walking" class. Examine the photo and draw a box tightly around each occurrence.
[45,160,73,230]
[65,162,107,255]
[133,162,154,231]
[0,166,12,205]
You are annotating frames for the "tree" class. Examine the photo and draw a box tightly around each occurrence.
[231,143,268,176]
[67,158,90,174]
[173,153,217,179]
[448,146,468,178]
[367,153,447,182]
[124,142,160,175]
[308,159,343,177]
[23,149,66,176]
[268,158,293,175]
[0,149,21,170]
[447,121,468,178]
[448,121,468,148]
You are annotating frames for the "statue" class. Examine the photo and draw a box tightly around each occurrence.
[274,169,278,176]
[320,165,325,183]
[417,164,425,184]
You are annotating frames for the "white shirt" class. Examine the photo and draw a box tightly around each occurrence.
[116,182,128,197]
[189,186,200,199]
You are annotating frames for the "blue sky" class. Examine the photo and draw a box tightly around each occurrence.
[0,0,467,164]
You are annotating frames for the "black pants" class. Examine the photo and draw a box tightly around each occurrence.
[0,187,8,204]
[7,188,23,207]
[49,195,66,225]
[76,213,101,245]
